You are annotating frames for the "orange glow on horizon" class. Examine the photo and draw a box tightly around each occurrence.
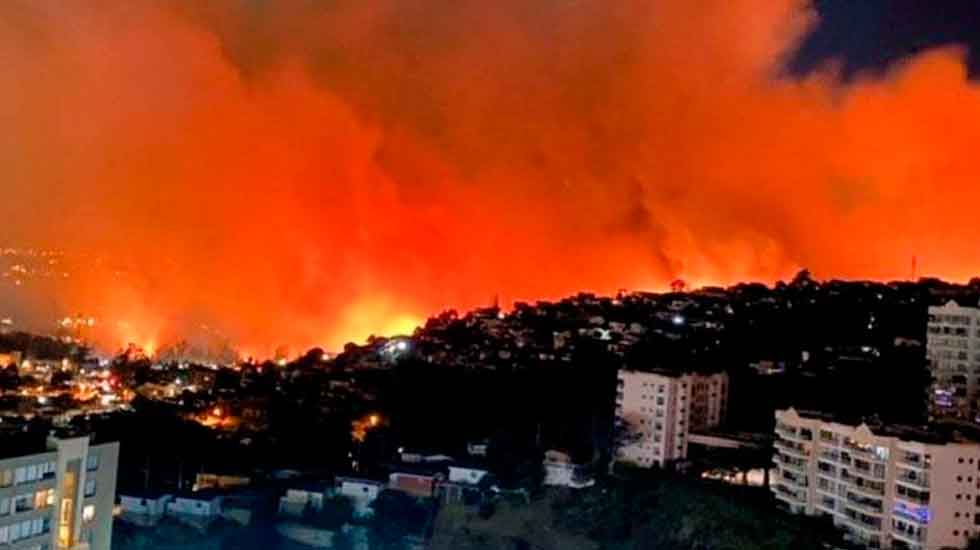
[3,1,980,355]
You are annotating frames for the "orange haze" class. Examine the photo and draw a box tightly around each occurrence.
[2,1,979,354]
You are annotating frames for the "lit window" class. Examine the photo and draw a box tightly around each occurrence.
[82,505,95,523]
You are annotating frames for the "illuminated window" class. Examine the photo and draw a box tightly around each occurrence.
[82,505,95,523]
[60,499,72,524]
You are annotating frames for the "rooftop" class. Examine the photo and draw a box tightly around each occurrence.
[119,488,174,500]
[173,489,227,500]
[386,461,449,477]
[619,367,727,378]
[792,408,980,446]
[283,480,333,494]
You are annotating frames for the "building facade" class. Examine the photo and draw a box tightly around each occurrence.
[927,300,980,420]
[0,434,119,550]
[614,369,728,467]
[772,407,980,550]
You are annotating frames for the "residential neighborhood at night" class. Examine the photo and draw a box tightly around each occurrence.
[4,1,980,548]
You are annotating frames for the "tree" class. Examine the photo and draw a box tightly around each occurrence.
[790,268,816,289]
[50,370,72,387]
[330,529,355,550]
[291,347,326,370]
[554,475,836,550]
[212,367,240,392]
[0,365,19,390]
[369,490,432,550]
[487,432,544,491]
[315,495,354,530]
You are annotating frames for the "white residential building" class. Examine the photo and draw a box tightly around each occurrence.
[166,491,223,519]
[335,478,384,519]
[118,490,173,526]
[614,369,728,468]
[772,407,980,550]
[927,300,980,419]
[542,450,594,489]
[0,432,119,550]
[277,483,331,518]
[447,465,490,486]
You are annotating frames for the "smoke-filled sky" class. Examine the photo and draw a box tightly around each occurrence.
[3,0,980,354]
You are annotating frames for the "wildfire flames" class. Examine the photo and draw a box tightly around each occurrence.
[2,1,979,354]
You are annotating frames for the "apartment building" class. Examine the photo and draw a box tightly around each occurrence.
[614,369,728,468]
[0,432,119,550]
[927,300,980,420]
[772,407,980,550]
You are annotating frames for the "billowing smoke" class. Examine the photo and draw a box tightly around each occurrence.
[1,1,979,353]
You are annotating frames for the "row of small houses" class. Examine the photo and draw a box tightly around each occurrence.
[117,449,594,527]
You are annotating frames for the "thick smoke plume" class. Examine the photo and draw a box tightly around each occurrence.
[1,1,979,353]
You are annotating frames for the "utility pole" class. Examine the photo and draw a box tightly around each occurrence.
[177,457,184,492]
[143,455,150,491]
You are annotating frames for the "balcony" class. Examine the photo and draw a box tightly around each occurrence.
[773,483,806,504]
[775,454,808,473]
[845,493,884,515]
[842,466,885,484]
[841,510,884,534]
[895,470,929,490]
[897,452,930,470]
[775,440,810,459]
[842,440,889,463]
[891,526,927,546]
[780,469,808,488]
[775,426,799,441]
[845,478,885,498]
[819,448,840,462]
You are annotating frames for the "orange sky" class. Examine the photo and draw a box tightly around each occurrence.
[2,0,980,355]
